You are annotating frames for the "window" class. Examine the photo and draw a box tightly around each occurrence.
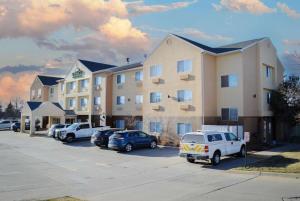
[80,79,88,89]
[50,88,54,94]
[95,76,102,86]
[150,92,161,103]
[138,131,147,138]
[61,83,64,92]
[135,95,143,104]
[117,96,125,105]
[266,66,273,78]
[94,96,101,105]
[80,97,87,107]
[221,75,238,88]
[182,134,204,144]
[69,82,76,90]
[266,91,271,105]
[177,60,192,73]
[116,120,125,129]
[38,89,42,96]
[150,122,162,133]
[79,124,90,129]
[69,99,75,108]
[135,121,143,130]
[32,90,35,97]
[221,108,238,121]
[224,133,238,141]
[150,65,162,77]
[177,123,192,135]
[135,71,143,81]
[207,134,223,142]
[177,90,192,102]
[117,74,125,84]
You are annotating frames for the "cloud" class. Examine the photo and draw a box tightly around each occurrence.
[0,65,43,74]
[0,72,37,103]
[283,39,300,47]
[277,2,300,19]
[282,51,300,76]
[183,28,233,42]
[212,0,275,15]
[0,0,128,38]
[127,0,197,15]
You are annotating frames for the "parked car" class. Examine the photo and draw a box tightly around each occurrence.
[54,124,71,139]
[108,130,158,152]
[91,128,123,147]
[48,124,65,137]
[0,120,17,130]
[179,131,246,166]
[59,122,110,143]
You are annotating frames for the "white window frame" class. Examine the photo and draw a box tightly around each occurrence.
[116,120,125,129]
[150,65,162,77]
[135,71,143,81]
[69,99,75,108]
[117,74,125,85]
[149,122,162,133]
[135,95,143,104]
[150,92,161,103]
[177,60,192,73]
[32,90,35,97]
[95,76,102,86]
[221,74,238,88]
[37,89,42,96]
[116,96,125,105]
[177,90,192,102]
[94,96,101,105]
[80,97,88,107]
[221,108,238,121]
[177,123,192,136]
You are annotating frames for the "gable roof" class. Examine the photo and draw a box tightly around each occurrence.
[173,34,241,54]
[38,75,63,86]
[79,59,116,72]
[218,38,266,49]
[111,62,143,73]
[53,102,64,110]
[27,101,42,111]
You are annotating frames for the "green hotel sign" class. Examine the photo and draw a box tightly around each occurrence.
[72,68,84,79]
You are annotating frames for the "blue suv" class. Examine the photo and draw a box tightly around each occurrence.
[108,130,158,152]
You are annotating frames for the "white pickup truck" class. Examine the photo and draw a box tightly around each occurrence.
[179,131,246,165]
[58,122,110,143]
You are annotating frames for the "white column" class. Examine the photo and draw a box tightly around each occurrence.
[29,115,35,135]
[20,115,25,133]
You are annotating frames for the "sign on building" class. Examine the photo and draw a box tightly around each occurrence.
[72,68,84,79]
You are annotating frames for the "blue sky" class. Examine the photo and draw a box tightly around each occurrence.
[0,0,299,103]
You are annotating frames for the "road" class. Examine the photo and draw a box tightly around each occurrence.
[0,131,299,201]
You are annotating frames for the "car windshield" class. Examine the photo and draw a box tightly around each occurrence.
[182,134,205,144]
[68,123,79,130]
[114,133,126,138]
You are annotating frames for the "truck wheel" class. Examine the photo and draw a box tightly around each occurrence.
[65,135,74,143]
[239,145,246,157]
[125,143,133,152]
[211,151,221,166]
[187,158,195,163]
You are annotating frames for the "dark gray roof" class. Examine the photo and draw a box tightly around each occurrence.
[218,38,266,49]
[27,101,42,111]
[64,110,76,116]
[111,62,143,72]
[79,59,116,72]
[174,34,240,54]
[38,75,63,86]
[53,103,64,111]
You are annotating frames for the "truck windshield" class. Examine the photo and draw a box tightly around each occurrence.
[68,123,79,130]
[182,134,204,144]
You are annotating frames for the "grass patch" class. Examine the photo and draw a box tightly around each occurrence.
[39,196,85,201]
[237,151,300,173]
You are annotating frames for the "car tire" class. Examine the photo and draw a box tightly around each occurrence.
[239,145,246,157]
[187,158,195,163]
[125,143,133,152]
[150,140,157,149]
[211,151,221,166]
[65,135,74,143]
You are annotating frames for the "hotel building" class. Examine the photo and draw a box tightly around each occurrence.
[22,34,284,144]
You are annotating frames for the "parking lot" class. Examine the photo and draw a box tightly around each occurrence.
[0,131,299,201]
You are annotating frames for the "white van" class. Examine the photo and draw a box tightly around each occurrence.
[179,131,246,165]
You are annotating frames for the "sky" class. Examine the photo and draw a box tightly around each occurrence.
[0,0,299,105]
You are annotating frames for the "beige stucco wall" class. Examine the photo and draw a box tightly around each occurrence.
[216,52,244,116]
[112,68,143,117]
[142,35,204,135]
[30,77,48,102]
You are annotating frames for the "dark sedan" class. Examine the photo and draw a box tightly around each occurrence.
[90,128,122,147]
[108,130,158,152]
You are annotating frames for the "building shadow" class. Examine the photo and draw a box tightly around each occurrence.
[62,139,95,147]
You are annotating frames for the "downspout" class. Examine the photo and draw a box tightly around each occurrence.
[201,52,205,129]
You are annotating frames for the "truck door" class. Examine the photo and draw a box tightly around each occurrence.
[224,133,240,154]
[78,123,90,138]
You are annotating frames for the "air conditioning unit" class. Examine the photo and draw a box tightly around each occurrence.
[179,73,190,80]
[152,78,160,84]
[180,104,190,110]
[152,105,160,110]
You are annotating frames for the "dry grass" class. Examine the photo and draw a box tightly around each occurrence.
[40,196,84,201]
[237,151,300,173]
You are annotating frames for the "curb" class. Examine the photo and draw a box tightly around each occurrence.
[228,169,300,178]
